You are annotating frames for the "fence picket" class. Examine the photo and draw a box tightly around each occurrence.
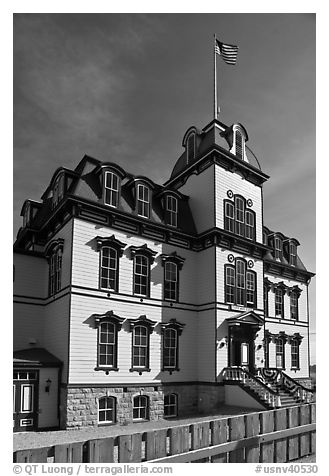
[210,418,228,463]
[288,407,300,461]
[300,405,311,457]
[245,413,260,462]
[118,434,142,462]
[191,421,210,462]
[145,429,168,460]
[54,442,83,462]
[261,410,275,462]
[15,447,49,463]
[311,403,316,455]
[229,416,245,462]
[88,438,114,463]
[168,425,190,455]
[274,408,288,463]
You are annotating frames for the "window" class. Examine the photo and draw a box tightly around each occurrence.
[224,259,257,308]
[47,240,64,297]
[275,288,284,318]
[100,247,118,291]
[276,338,285,369]
[264,285,269,317]
[224,201,235,233]
[23,202,31,227]
[98,322,117,368]
[132,325,149,369]
[98,396,116,425]
[245,210,255,241]
[187,133,195,163]
[104,171,120,207]
[163,328,178,370]
[164,262,178,301]
[166,196,178,227]
[133,395,149,421]
[289,242,297,267]
[291,340,300,369]
[224,195,255,241]
[290,292,299,320]
[134,255,149,296]
[164,394,178,418]
[274,237,283,260]
[137,184,150,218]
[53,175,64,208]
[264,339,269,368]
[235,130,243,159]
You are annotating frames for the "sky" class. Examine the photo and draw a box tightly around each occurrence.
[13,13,316,361]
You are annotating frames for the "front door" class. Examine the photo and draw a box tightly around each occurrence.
[229,325,256,373]
[13,370,38,432]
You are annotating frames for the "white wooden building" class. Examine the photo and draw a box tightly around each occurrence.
[13,118,314,431]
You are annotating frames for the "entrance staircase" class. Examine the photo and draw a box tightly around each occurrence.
[222,367,315,409]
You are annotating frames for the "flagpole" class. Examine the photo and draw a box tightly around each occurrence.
[214,33,218,120]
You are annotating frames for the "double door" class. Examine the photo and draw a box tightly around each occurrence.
[13,370,38,432]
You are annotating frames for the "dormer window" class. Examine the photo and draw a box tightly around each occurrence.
[104,171,120,208]
[235,130,243,159]
[165,196,178,227]
[53,174,64,209]
[274,237,283,260]
[137,184,150,218]
[230,124,248,161]
[289,242,297,266]
[187,133,195,163]
[23,202,31,227]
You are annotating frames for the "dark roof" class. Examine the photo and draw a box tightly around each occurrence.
[13,348,62,367]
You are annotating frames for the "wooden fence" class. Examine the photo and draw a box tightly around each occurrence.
[14,403,315,464]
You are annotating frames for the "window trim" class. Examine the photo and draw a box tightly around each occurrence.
[93,311,124,372]
[99,246,119,292]
[160,252,185,303]
[223,195,255,241]
[45,239,64,297]
[290,339,300,370]
[104,170,120,208]
[224,258,257,308]
[186,132,196,164]
[275,337,285,370]
[129,315,156,373]
[96,235,126,293]
[137,183,151,218]
[163,261,178,301]
[165,195,178,227]
[133,395,149,421]
[133,254,150,297]
[164,393,178,418]
[98,396,116,426]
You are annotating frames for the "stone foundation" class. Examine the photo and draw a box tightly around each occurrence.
[61,383,224,429]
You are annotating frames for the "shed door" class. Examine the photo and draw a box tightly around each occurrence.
[13,370,38,432]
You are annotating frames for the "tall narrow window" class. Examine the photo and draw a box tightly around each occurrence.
[133,395,149,421]
[47,241,64,297]
[236,259,246,306]
[164,394,178,417]
[290,291,299,320]
[104,171,119,207]
[224,201,235,233]
[166,196,178,227]
[235,130,243,159]
[137,184,150,218]
[245,210,255,241]
[100,247,118,291]
[275,288,284,318]
[163,328,177,370]
[133,255,149,296]
[98,396,116,425]
[246,271,256,308]
[264,285,269,317]
[187,133,195,163]
[98,322,117,368]
[274,237,282,260]
[276,338,285,369]
[291,340,300,369]
[132,325,149,369]
[53,175,64,209]
[264,339,269,368]
[225,266,235,304]
[235,197,245,237]
[164,262,178,301]
[289,242,297,266]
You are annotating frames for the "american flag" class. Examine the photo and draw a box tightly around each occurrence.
[215,39,238,65]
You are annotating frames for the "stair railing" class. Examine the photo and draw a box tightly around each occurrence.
[222,367,282,408]
[257,368,315,404]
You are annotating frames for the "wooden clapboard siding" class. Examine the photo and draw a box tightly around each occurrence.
[266,321,309,378]
[68,293,197,384]
[13,303,45,350]
[13,253,48,298]
[196,246,216,305]
[265,275,308,323]
[196,309,216,382]
[215,165,263,243]
[177,164,215,233]
[38,367,59,428]
[71,219,197,305]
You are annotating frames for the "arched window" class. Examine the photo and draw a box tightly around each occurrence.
[235,130,243,159]
[274,237,283,260]
[98,396,116,425]
[134,255,149,296]
[235,197,245,237]
[133,395,149,421]
[132,325,149,369]
[164,261,178,301]
[163,328,178,370]
[290,339,300,369]
[276,338,285,369]
[104,171,120,207]
[236,259,246,306]
[98,321,117,368]
[224,201,235,233]
[164,393,178,417]
[245,210,255,241]
[166,195,178,227]
[137,184,150,218]
[46,239,64,297]
[224,194,255,241]
[224,258,257,308]
[53,174,64,209]
[100,246,118,291]
[289,242,297,266]
[187,133,195,163]
[275,288,284,318]
[246,271,256,307]
[225,265,235,304]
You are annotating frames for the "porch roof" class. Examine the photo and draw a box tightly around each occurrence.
[13,347,62,368]
[225,310,264,326]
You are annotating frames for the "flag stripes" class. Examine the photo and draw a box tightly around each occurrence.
[215,39,238,65]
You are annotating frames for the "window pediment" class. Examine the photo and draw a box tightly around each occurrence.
[127,315,156,333]
[92,310,125,330]
[95,235,126,256]
[159,318,185,336]
[45,238,64,259]
[160,251,185,270]
[128,244,157,264]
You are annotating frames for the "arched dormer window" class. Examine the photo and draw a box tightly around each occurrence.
[230,124,248,161]
[165,195,178,227]
[96,236,126,292]
[274,236,283,260]
[22,202,31,228]
[129,244,157,297]
[187,133,196,163]
[45,238,64,296]
[52,174,64,209]
[93,311,125,372]
[104,171,120,208]
[137,183,150,218]
[160,252,185,302]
